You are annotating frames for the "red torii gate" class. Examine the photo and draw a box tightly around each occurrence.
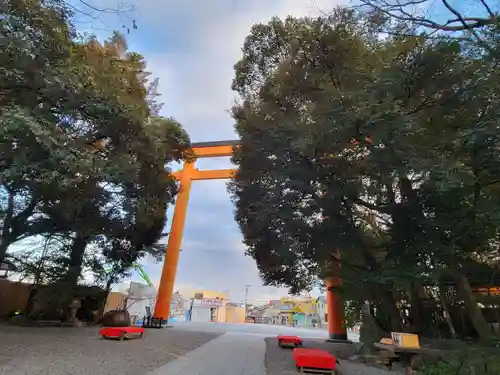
[154,140,347,340]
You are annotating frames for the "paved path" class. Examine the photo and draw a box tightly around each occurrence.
[146,332,266,375]
[0,324,220,375]
[169,321,360,342]
[0,322,375,375]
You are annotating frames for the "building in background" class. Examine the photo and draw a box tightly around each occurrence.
[105,286,326,328]
[247,296,321,327]
[317,296,327,327]
[185,290,226,322]
[123,281,157,323]
[186,290,244,323]
[189,295,226,322]
[100,285,246,324]
[225,302,246,323]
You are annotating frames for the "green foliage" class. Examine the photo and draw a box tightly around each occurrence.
[418,342,500,375]
[420,361,458,375]
[0,0,190,315]
[230,5,500,340]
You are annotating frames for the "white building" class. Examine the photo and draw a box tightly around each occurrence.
[126,281,156,324]
[119,285,243,324]
[188,297,226,322]
[317,296,328,327]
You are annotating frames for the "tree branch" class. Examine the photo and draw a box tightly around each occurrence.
[359,0,498,32]
[355,198,391,214]
[441,0,485,44]
[2,185,15,240]
[10,195,39,238]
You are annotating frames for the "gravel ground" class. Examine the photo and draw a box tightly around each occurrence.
[264,337,396,375]
[0,324,221,375]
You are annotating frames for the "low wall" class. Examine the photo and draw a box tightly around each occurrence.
[225,306,245,323]
[103,292,126,314]
[0,279,121,320]
[0,279,31,316]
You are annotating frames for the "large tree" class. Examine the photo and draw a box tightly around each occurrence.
[230,8,500,340]
[0,0,97,260]
[0,0,191,316]
[34,32,190,309]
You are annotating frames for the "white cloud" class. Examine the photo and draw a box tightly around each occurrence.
[135,0,345,142]
[102,0,345,304]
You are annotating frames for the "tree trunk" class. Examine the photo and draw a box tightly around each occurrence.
[25,287,39,314]
[0,186,15,262]
[60,233,89,317]
[0,239,9,263]
[358,247,403,332]
[455,273,492,340]
[381,288,403,332]
[26,237,51,313]
[360,302,383,354]
[409,283,433,336]
[438,282,457,338]
[65,233,89,286]
[409,286,424,334]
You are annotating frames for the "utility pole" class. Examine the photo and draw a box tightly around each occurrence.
[244,285,249,319]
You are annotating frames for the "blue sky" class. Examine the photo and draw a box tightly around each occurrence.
[66,0,478,304]
[69,0,345,304]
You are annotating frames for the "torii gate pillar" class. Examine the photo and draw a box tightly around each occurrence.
[154,161,194,319]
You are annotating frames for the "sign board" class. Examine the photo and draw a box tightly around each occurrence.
[194,293,204,300]
[201,298,223,307]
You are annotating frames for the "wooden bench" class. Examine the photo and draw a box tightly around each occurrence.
[293,348,338,374]
[100,326,144,340]
[277,335,303,348]
[375,352,401,369]
[374,343,441,375]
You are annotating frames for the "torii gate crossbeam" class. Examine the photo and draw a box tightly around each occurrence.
[154,139,346,340]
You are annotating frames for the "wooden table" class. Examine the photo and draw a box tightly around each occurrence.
[374,343,441,375]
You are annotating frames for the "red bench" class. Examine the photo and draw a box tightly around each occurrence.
[100,326,144,340]
[293,348,338,374]
[277,335,303,348]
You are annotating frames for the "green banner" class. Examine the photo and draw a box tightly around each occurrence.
[103,262,154,288]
